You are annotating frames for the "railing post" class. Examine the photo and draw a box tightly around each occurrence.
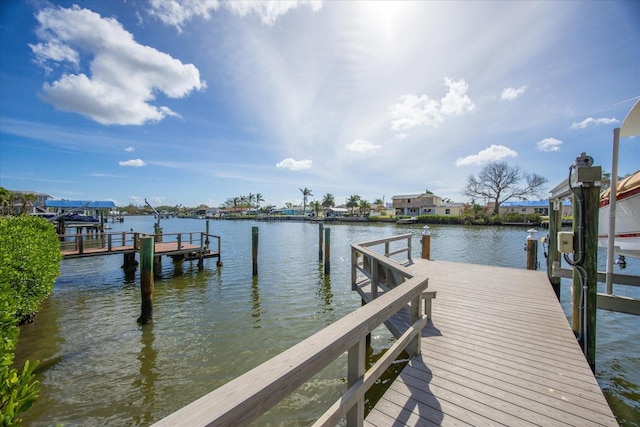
[177,233,182,250]
[407,290,423,357]
[108,234,112,252]
[371,258,379,299]
[407,235,412,262]
[351,248,358,291]
[384,241,390,257]
[346,338,365,427]
[77,233,83,255]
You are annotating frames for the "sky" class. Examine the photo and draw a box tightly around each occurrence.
[1,0,639,209]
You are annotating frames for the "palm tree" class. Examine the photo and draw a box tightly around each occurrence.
[255,193,265,210]
[321,193,335,209]
[309,200,322,216]
[373,198,385,213]
[232,197,240,213]
[359,199,371,216]
[299,187,313,214]
[19,192,37,215]
[247,193,255,209]
[346,194,361,215]
[0,187,12,215]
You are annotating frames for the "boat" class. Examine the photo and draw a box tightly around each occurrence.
[63,213,99,223]
[598,170,640,258]
[397,216,418,224]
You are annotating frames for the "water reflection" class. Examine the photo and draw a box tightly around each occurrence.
[251,276,261,328]
[316,261,333,311]
[133,324,158,425]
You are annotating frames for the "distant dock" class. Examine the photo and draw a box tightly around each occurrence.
[59,231,221,267]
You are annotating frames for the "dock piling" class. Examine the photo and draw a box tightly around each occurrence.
[137,236,154,325]
[525,228,538,270]
[252,226,259,276]
[318,223,324,261]
[324,228,330,274]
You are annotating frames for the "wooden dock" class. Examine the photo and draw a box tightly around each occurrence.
[152,234,617,426]
[362,260,618,426]
[59,231,221,264]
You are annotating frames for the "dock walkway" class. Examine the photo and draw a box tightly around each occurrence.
[363,260,617,426]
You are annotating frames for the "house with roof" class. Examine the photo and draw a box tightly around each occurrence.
[392,193,443,216]
[495,200,572,217]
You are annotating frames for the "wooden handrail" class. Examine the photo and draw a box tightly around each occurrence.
[153,235,429,427]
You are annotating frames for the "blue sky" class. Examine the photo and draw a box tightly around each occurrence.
[1,0,639,209]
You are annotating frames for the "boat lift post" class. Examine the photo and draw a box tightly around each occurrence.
[606,98,640,293]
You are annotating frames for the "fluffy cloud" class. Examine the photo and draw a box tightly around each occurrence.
[30,5,205,125]
[346,139,381,154]
[148,0,323,29]
[119,159,146,167]
[537,137,562,152]
[570,117,619,129]
[124,146,135,152]
[500,86,527,101]
[455,144,517,166]
[276,158,312,171]
[389,78,474,133]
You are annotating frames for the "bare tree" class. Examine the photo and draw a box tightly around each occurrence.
[462,162,547,215]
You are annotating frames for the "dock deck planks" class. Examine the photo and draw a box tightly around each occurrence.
[364,260,618,426]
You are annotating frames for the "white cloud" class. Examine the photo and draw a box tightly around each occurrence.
[500,85,527,101]
[537,137,562,152]
[148,0,323,29]
[276,158,312,171]
[30,5,205,125]
[119,159,146,167]
[570,117,619,129]
[455,144,517,166]
[389,78,474,134]
[124,146,135,152]
[346,139,381,154]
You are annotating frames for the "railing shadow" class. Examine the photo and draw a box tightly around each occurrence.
[392,356,443,426]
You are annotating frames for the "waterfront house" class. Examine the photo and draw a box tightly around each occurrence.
[9,190,51,215]
[392,193,443,216]
[493,200,572,217]
[435,202,465,216]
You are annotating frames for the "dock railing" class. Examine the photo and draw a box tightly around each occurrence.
[59,231,221,258]
[153,235,429,427]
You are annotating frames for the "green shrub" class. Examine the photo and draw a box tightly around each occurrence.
[0,215,61,425]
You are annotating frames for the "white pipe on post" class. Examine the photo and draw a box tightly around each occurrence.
[605,128,619,295]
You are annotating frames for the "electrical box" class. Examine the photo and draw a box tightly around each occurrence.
[557,231,574,254]
[576,166,602,184]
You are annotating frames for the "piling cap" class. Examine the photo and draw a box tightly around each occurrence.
[422,225,431,235]
[526,228,538,240]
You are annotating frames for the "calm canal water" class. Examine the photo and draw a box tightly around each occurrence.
[15,217,640,426]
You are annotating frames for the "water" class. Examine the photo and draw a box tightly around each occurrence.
[14,217,640,426]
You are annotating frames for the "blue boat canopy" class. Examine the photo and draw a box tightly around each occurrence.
[45,200,116,209]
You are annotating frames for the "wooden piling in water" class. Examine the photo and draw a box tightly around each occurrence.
[318,223,324,261]
[421,226,431,260]
[252,226,259,276]
[138,236,154,325]
[324,228,330,274]
[525,229,538,270]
